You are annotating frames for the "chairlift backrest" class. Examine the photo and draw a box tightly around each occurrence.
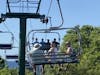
[0,31,14,49]
[32,31,60,50]
[27,30,61,52]
[6,55,18,59]
[0,44,12,49]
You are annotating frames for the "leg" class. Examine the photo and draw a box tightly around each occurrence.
[33,65,36,75]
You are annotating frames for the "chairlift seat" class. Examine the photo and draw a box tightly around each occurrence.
[6,55,18,59]
[29,52,79,65]
[0,44,12,49]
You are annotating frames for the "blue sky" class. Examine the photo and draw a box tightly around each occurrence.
[0,0,100,58]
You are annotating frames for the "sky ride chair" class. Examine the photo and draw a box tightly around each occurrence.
[26,30,61,63]
[0,30,15,68]
[0,31,14,50]
[26,25,82,75]
[26,29,61,75]
[26,26,82,65]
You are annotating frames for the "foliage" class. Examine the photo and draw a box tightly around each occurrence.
[0,68,33,75]
[0,56,5,69]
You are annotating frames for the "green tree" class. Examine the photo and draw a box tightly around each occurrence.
[0,56,5,69]
[0,68,33,75]
[60,25,100,75]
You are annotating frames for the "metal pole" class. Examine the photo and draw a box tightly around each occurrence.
[19,18,26,75]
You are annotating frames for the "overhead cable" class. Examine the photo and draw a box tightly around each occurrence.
[7,0,11,13]
[56,0,64,28]
[36,0,42,13]
[47,0,53,16]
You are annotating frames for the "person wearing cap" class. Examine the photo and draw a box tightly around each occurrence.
[45,39,51,50]
[27,43,44,75]
[65,41,73,55]
[28,43,41,54]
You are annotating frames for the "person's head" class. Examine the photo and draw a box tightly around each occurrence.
[35,38,38,41]
[54,38,56,41]
[28,43,41,55]
[47,39,50,42]
[41,38,44,41]
[33,43,41,50]
[53,38,56,42]
[65,41,71,47]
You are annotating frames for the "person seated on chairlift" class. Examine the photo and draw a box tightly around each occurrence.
[45,39,51,50]
[48,42,58,68]
[65,41,73,56]
[28,43,43,56]
[52,38,60,51]
[27,43,44,73]
[33,38,39,45]
[40,38,46,50]
[40,38,45,45]
[48,42,58,54]
[48,42,58,61]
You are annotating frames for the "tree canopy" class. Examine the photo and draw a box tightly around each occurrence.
[0,56,5,69]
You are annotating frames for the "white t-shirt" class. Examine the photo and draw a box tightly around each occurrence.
[66,47,73,55]
[48,47,58,53]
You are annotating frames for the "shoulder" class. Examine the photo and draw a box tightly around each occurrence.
[67,47,73,50]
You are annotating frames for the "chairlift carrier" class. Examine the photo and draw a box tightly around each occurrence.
[0,31,14,49]
[26,27,82,65]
